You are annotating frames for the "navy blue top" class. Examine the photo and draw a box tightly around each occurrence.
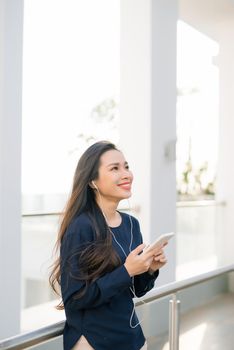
[60,211,159,350]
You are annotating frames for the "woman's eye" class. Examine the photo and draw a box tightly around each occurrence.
[111,166,118,171]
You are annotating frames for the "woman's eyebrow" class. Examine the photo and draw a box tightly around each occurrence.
[106,161,128,167]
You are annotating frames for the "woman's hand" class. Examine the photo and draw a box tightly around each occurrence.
[148,244,167,274]
[124,244,155,277]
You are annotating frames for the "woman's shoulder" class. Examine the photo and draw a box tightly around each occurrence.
[70,211,92,228]
[119,211,140,229]
[65,212,94,242]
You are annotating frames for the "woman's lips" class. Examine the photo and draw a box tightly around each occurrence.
[118,183,131,190]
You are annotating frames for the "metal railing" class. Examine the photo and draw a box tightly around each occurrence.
[21,200,226,217]
[21,205,141,217]
[1,264,233,350]
[176,200,226,208]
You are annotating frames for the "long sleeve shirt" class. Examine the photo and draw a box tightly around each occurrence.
[60,211,159,350]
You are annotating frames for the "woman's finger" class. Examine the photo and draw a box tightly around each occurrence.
[142,248,159,260]
[154,253,166,261]
[132,243,146,256]
[153,249,164,257]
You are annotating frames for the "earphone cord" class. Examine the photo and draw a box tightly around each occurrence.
[110,215,146,328]
[95,189,146,328]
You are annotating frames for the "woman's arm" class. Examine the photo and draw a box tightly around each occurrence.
[63,263,132,310]
[131,269,159,298]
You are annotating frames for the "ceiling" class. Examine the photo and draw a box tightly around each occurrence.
[179,0,234,40]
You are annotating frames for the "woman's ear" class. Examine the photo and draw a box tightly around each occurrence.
[91,181,98,190]
[89,181,97,190]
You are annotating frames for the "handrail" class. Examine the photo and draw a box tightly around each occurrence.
[21,206,139,217]
[1,264,233,350]
[176,200,226,208]
[21,200,225,217]
[136,263,234,306]
[0,322,65,350]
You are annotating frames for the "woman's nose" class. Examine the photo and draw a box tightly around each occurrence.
[121,168,132,179]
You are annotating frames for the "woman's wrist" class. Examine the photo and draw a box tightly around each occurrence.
[124,263,133,277]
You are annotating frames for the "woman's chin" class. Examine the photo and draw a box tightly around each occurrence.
[120,191,132,200]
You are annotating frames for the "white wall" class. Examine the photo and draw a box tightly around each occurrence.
[0,0,23,338]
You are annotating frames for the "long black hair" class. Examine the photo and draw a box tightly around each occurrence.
[49,141,122,309]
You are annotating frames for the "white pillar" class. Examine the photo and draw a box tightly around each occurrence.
[216,20,234,290]
[120,0,177,285]
[0,0,23,338]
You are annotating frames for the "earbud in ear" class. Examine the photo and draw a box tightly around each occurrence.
[92,181,98,190]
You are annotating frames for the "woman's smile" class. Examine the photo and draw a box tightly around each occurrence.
[117,182,132,191]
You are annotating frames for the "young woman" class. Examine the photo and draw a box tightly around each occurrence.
[50,141,167,350]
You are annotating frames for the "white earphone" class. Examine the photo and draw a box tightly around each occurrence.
[92,180,98,190]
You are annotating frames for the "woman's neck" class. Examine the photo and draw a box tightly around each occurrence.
[96,198,120,226]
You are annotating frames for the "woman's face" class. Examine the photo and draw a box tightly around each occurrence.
[94,149,133,202]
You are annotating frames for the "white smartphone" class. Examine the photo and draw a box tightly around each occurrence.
[144,232,175,252]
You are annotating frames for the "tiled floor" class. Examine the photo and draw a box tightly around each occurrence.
[148,293,234,350]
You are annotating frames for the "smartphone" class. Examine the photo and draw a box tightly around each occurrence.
[144,232,175,252]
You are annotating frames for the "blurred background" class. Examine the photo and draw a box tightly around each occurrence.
[1,0,234,349]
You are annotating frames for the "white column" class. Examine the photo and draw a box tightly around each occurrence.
[120,0,177,285]
[216,20,234,291]
[150,0,177,285]
[119,0,152,239]
[0,0,23,338]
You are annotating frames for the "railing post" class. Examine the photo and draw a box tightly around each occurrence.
[169,293,180,350]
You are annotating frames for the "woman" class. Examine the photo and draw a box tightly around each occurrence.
[50,141,167,350]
